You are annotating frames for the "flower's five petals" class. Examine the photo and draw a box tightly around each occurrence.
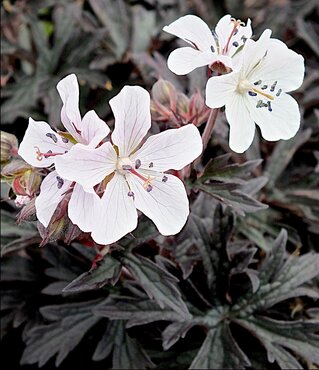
[55,142,117,190]
[81,110,110,148]
[18,118,72,168]
[56,74,82,142]
[110,86,151,157]
[131,124,203,172]
[163,14,216,52]
[128,173,189,236]
[68,183,101,232]
[35,170,72,227]
[92,174,138,245]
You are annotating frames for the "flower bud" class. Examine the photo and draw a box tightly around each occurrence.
[176,93,190,117]
[11,169,42,197]
[0,131,18,163]
[17,198,37,223]
[151,79,177,107]
[1,159,31,179]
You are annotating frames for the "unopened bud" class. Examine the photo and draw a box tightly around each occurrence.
[151,79,177,107]
[176,93,190,117]
[0,131,18,163]
[17,198,37,223]
[11,169,41,197]
[1,159,31,179]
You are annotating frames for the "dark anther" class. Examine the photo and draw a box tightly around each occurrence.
[270,81,277,92]
[62,137,69,143]
[56,176,64,189]
[149,162,154,168]
[46,133,58,143]
[261,85,268,90]
[276,89,282,97]
[135,159,141,169]
[254,80,262,85]
[248,91,257,97]
[162,176,168,183]
[232,41,239,47]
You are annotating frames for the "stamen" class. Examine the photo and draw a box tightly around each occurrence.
[276,89,282,97]
[210,45,215,53]
[252,88,274,101]
[128,168,154,192]
[56,176,64,189]
[34,146,64,161]
[46,133,58,143]
[248,91,257,97]
[224,18,244,53]
[256,100,263,108]
[267,101,273,112]
[146,184,153,192]
[162,175,168,183]
[232,41,239,47]
[149,162,154,168]
[128,191,135,200]
[241,35,247,43]
[261,85,268,90]
[122,164,132,170]
[135,159,141,169]
[254,80,262,85]
[62,137,69,143]
[270,81,277,92]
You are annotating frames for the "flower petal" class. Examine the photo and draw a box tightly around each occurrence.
[80,110,110,148]
[91,173,138,245]
[225,94,256,153]
[68,183,100,232]
[54,142,117,190]
[127,173,189,236]
[250,39,304,92]
[18,118,72,168]
[206,73,239,108]
[215,15,252,56]
[167,47,215,75]
[131,124,203,172]
[248,93,300,141]
[110,86,151,157]
[56,74,83,142]
[35,170,72,227]
[163,14,216,52]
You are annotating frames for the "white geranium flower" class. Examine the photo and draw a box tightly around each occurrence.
[163,14,252,75]
[55,86,203,245]
[18,74,110,229]
[205,29,305,153]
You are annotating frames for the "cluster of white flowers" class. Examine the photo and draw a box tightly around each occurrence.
[19,75,202,244]
[164,14,305,153]
[18,14,304,245]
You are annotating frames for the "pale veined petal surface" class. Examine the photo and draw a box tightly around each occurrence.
[206,73,239,108]
[55,142,117,190]
[127,173,189,236]
[35,170,72,227]
[80,110,110,148]
[131,124,203,172]
[18,118,72,168]
[91,173,138,245]
[110,86,151,157]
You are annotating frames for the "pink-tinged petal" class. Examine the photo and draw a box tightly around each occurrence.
[167,47,214,75]
[81,110,110,148]
[18,118,72,168]
[35,170,72,227]
[91,174,138,245]
[55,142,117,190]
[56,74,83,142]
[250,40,305,92]
[127,173,189,236]
[163,15,216,52]
[225,94,256,153]
[110,86,151,157]
[241,29,272,78]
[206,73,239,108]
[68,184,100,232]
[131,124,202,172]
[248,93,300,141]
[215,15,252,56]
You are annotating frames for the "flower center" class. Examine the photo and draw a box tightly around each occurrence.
[237,78,282,112]
[116,156,155,192]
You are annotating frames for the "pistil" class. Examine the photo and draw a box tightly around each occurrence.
[34,146,65,161]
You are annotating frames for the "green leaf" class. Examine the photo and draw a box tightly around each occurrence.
[21,300,102,367]
[93,320,155,368]
[95,293,181,328]
[190,323,251,369]
[121,253,191,319]
[62,254,121,292]
[0,210,40,256]
[236,316,319,369]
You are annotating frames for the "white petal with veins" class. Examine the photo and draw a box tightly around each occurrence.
[35,170,72,227]
[81,110,110,148]
[55,142,117,190]
[127,173,189,236]
[18,118,72,168]
[110,86,151,157]
[131,124,203,172]
[91,173,138,245]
